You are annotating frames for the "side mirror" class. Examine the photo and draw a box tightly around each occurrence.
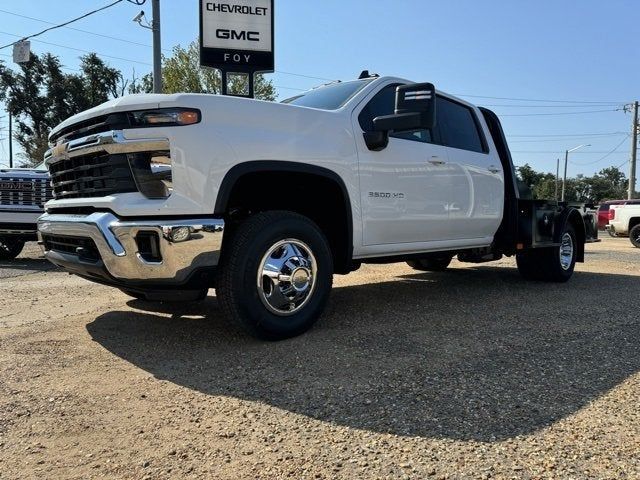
[374,83,436,132]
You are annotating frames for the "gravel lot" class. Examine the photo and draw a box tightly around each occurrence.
[1,237,639,479]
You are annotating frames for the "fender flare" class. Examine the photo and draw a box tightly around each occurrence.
[214,160,354,270]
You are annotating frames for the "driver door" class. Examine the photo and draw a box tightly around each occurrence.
[354,84,455,246]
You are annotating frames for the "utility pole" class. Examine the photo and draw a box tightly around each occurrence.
[555,158,559,200]
[629,101,638,200]
[562,150,569,201]
[8,111,12,168]
[152,0,162,94]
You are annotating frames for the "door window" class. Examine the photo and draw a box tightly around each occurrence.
[437,97,486,153]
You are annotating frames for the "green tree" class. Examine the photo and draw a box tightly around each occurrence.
[0,52,122,166]
[130,40,276,100]
[590,166,628,200]
[516,162,630,203]
[516,163,544,189]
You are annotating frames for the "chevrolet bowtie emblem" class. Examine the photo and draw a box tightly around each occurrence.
[50,143,68,158]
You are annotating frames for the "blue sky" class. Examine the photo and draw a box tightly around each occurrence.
[0,0,637,189]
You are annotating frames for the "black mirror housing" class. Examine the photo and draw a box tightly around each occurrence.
[372,82,436,134]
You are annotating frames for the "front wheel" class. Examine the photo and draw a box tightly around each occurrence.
[630,224,640,248]
[516,224,577,282]
[216,211,333,340]
[0,236,25,260]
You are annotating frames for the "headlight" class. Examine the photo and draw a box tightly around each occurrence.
[129,108,200,127]
[128,152,173,199]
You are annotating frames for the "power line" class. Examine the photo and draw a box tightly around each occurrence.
[499,109,621,117]
[274,85,306,92]
[275,70,335,81]
[454,93,629,105]
[482,103,624,108]
[510,137,626,144]
[0,0,142,51]
[512,150,627,154]
[0,7,164,52]
[569,135,631,166]
[0,30,151,66]
[508,132,628,138]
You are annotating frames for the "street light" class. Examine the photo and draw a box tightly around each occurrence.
[561,144,590,202]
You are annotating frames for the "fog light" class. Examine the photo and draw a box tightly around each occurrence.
[169,226,191,243]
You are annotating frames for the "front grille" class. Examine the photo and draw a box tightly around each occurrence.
[0,177,53,208]
[49,153,138,199]
[41,234,100,262]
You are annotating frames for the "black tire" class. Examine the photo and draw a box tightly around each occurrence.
[216,211,333,340]
[516,223,577,283]
[0,236,25,260]
[406,255,452,272]
[630,224,640,248]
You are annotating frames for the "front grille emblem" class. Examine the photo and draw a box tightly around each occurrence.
[0,181,35,191]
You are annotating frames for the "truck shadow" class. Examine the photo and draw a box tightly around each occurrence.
[86,266,640,442]
[0,257,57,274]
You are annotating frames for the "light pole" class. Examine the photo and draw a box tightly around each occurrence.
[561,144,590,202]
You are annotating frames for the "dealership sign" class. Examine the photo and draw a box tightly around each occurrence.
[199,0,274,75]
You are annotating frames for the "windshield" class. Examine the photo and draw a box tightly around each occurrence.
[282,79,373,110]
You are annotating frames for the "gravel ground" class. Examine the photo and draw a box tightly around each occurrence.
[0,237,639,479]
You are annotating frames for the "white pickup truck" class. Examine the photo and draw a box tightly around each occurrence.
[607,204,640,247]
[0,166,52,259]
[38,74,597,339]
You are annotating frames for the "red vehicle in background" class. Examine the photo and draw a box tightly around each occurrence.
[598,199,640,231]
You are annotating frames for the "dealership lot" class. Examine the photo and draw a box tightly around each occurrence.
[1,237,639,479]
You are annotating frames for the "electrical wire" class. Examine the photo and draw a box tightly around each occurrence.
[481,103,625,108]
[512,151,627,154]
[569,135,631,166]
[0,30,151,65]
[453,93,629,105]
[499,109,621,117]
[0,7,163,52]
[0,0,136,50]
[508,132,628,138]
[509,136,627,144]
[617,159,629,169]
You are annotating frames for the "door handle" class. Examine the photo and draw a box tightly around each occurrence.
[428,156,446,165]
[488,165,501,174]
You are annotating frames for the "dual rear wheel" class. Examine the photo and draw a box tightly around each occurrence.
[516,224,577,282]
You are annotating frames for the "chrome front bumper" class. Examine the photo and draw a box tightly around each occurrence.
[38,212,224,284]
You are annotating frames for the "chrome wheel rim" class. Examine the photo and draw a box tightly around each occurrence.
[559,232,574,271]
[257,239,317,316]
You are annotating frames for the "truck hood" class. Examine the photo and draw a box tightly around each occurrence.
[49,94,169,139]
[49,93,298,140]
[0,168,49,179]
